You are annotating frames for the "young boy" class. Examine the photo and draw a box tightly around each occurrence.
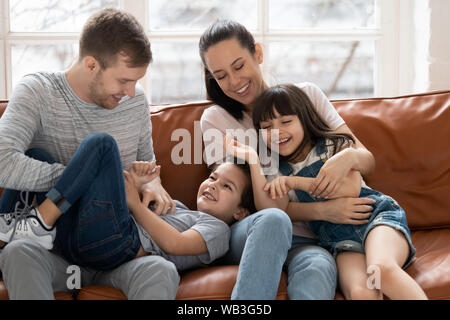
[126,159,255,271]
[0,133,255,272]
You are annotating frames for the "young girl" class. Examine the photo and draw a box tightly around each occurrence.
[230,83,427,300]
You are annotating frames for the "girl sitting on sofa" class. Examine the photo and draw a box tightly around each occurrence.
[226,83,427,300]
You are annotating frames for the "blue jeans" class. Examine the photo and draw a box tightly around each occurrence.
[0,133,141,271]
[219,208,337,300]
[286,235,337,300]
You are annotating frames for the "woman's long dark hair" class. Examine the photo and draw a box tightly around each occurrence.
[252,84,355,163]
[199,20,256,121]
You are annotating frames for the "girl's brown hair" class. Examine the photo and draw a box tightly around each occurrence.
[252,84,354,162]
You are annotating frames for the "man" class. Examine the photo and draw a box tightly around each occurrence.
[0,8,178,300]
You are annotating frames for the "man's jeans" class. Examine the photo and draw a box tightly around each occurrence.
[0,133,179,299]
[1,133,141,271]
[221,209,337,300]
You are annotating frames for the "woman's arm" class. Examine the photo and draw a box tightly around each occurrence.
[286,197,373,225]
[309,125,375,199]
[124,171,208,256]
[266,169,369,225]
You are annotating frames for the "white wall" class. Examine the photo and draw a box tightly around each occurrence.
[428,0,450,91]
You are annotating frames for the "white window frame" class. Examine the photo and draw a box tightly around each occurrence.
[0,0,410,100]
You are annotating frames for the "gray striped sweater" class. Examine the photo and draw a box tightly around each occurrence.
[0,71,155,192]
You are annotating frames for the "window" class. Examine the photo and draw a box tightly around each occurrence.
[1,0,400,103]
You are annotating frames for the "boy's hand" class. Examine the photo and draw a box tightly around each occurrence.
[224,133,259,164]
[130,161,161,189]
[123,170,142,212]
[264,176,293,199]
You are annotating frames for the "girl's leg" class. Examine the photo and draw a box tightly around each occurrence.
[221,208,292,300]
[365,225,427,300]
[336,251,382,300]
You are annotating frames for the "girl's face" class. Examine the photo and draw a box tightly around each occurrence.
[196,163,249,224]
[204,38,266,110]
[260,108,305,158]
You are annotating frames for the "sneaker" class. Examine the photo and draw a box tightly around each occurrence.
[0,207,56,250]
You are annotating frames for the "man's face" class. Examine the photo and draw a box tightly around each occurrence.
[88,54,148,110]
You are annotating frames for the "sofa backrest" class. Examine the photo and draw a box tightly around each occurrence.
[1,91,449,230]
[332,91,450,230]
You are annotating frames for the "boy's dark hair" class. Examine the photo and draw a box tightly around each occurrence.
[199,19,256,121]
[212,159,256,215]
[233,161,257,215]
[252,84,355,162]
[79,8,152,68]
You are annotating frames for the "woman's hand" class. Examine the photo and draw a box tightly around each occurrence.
[309,148,355,199]
[319,197,375,224]
[224,133,259,164]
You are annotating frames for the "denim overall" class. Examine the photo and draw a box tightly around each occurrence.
[279,139,416,267]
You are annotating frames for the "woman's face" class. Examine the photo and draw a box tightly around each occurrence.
[204,38,266,110]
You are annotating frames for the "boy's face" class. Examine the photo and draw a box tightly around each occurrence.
[87,53,148,110]
[196,163,250,224]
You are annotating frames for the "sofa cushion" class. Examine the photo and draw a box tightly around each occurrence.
[407,228,450,300]
[332,91,450,230]
[76,265,289,300]
[150,101,212,210]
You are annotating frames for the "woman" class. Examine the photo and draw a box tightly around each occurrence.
[198,20,376,299]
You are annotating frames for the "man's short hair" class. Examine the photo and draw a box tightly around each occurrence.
[79,8,152,68]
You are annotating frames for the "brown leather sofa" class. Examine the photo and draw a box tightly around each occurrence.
[0,89,449,300]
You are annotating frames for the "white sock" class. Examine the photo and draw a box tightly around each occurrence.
[33,207,54,230]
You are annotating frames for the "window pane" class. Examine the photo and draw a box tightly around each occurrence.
[9,0,119,32]
[267,41,374,99]
[11,44,77,87]
[149,42,205,104]
[148,0,257,31]
[269,0,376,29]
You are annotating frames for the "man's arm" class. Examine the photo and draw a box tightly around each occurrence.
[0,78,65,191]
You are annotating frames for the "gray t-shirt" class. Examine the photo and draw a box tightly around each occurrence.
[133,201,230,271]
[0,71,154,192]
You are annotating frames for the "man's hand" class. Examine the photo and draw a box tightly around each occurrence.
[140,177,176,215]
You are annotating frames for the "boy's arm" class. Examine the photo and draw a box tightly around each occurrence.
[132,203,208,255]
[224,134,288,211]
[124,171,208,255]
[248,154,289,211]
